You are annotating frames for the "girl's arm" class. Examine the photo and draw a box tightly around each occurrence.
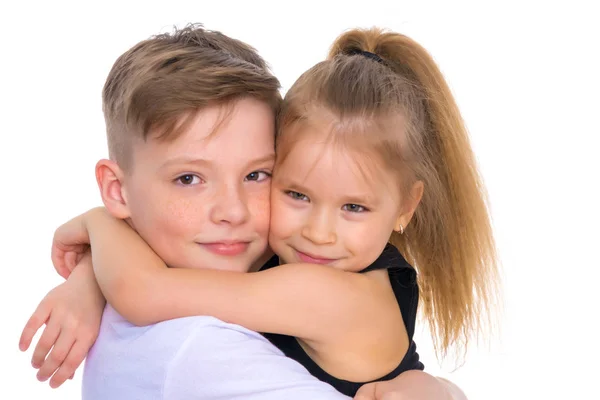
[82,207,394,342]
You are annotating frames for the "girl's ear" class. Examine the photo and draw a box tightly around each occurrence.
[394,181,424,232]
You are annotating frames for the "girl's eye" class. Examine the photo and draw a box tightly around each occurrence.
[245,171,271,182]
[176,174,202,185]
[286,191,309,201]
[342,204,367,213]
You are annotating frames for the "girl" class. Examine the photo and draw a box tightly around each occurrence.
[30,27,498,397]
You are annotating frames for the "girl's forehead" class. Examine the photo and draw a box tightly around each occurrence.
[279,136,396,185]
[278,120,387,167]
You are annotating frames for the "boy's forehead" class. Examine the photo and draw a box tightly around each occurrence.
[132,105,233,156]
[132,99,275,165]
[151,99,274,145]
[157,106,232,142]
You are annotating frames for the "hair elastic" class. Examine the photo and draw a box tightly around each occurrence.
[347,48,385,64]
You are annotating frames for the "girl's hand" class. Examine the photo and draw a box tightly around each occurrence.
[19,252,105,388]
[51,209,101,279]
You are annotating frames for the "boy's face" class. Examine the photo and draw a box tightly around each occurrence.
[121,98,274,272]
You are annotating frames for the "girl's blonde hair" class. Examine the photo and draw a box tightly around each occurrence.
[277,27,499,359]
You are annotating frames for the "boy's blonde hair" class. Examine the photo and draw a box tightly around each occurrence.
[277,27,500,360]
[103,24,281,170]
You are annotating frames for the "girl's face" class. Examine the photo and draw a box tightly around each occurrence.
[269,131,405,271]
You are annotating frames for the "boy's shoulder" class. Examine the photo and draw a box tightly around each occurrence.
[99,303,266,343]
[86,305,348,400]
[84,305,279,397]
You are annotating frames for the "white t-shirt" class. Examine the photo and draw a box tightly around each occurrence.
[82,305,349,400]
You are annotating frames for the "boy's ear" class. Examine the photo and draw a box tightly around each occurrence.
[95,159,131,219]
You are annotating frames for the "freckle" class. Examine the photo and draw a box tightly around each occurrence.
[251,192,271,220]
[164,198,193,221]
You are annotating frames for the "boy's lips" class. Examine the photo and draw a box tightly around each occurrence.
[295,249,338,265]
[200,241,251,256]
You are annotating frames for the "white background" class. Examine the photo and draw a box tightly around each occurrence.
[1,1,598,398]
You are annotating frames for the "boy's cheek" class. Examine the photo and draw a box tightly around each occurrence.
[248,186,271,236]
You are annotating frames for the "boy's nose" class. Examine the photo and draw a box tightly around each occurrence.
[210,184,250,226]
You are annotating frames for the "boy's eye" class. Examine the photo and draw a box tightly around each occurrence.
[286,191,309,201]
[176,174,202,185]
[245,171,271,182]
[342,204,367,213]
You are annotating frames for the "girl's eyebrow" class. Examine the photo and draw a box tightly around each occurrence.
[340,193,377,206]
[277,175,377,206]
[278,179,312,195]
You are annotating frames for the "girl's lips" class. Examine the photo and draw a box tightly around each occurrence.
[295,249,338,265]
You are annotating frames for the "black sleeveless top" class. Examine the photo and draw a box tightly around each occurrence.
[260,244,424,397]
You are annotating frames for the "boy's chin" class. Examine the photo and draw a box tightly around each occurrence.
[249,248,275,272]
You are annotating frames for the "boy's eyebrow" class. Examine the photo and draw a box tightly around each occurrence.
[159,153,275,170]
[159,156,211,169]
[246,153,276,168]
